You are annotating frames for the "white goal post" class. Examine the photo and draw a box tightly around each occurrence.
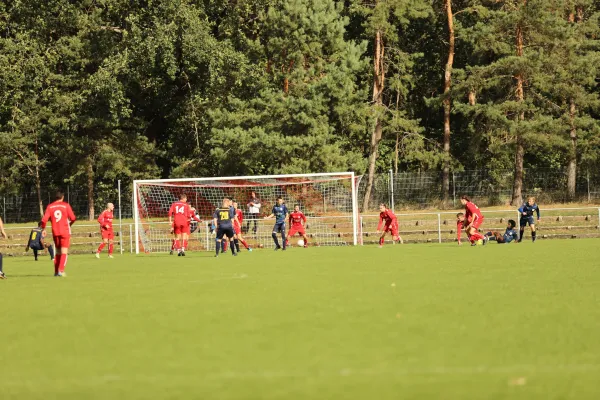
[133,172,361,254]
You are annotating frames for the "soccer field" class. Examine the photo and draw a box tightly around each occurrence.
[2,240,600,399]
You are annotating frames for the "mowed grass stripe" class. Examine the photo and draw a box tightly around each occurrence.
[1,240,599,399]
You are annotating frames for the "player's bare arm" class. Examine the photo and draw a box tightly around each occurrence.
[0,217,7,239]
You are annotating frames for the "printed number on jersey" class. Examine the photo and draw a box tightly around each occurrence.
[219,211,229,220]
[54,210,62,222]
[176,206,185,214]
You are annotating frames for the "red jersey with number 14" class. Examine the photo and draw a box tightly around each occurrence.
[169,201,191,225]
[41,201,76,237]
[98,210,114,231]
[377,209,397,230]
[289,211,306,226]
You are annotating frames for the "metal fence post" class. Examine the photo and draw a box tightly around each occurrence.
[389,169,394,212]
[360,216,364,245]
[587,171,591,203]
[437,213,442,243]
[452,172,456,207]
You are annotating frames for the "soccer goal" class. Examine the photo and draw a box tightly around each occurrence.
[132,173,361,254]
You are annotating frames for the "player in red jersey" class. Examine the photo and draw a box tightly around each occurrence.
[377,203,403,247]
[186,206,202,251]
[287,205,308,248]
[168,193,192,256]
[460,195,486,245]
[232,201,251,252]
[0,216,7,279]
[96,202,115,258]
[455,212,472,245]
[41,190,76,277]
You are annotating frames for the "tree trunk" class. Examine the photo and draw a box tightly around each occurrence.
[442,0,455,205]
[34,138,43,217]
[362,28,385,212]
[566,9,581,201]
[468,90,476,105]
[511,22,525,206]
[86,154,95,220]
[567,99,577,200]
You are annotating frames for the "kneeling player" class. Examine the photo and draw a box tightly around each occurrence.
[287,205,308,247]
[377,203,403,246]
[456,213,471,245]
[26,222,55,261]
[485,220,519,244]
[213,199,237,257]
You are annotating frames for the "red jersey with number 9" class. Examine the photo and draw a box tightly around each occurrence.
[169,201,191,225]
[41,201,76,237]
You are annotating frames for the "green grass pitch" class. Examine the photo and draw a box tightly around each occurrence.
[2,239,600,399]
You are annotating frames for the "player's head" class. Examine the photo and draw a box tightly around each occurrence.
[508,219,516,229]
[460,195,470,205]
[277,197,283,205]
[456,212,465,222]
[180,193,187,201]
[38,221,43,227]
[294,205,300,212]
[233,201,238,210]
[250,191,256,198]
[379,203,387,212]
[107,202,114,211]
[527,196,535,206]
[221,198,229,207]
[55,190,65,201]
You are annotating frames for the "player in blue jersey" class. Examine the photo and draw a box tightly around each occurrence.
[25,222,55,261]
[518,196,540,242]
[265,197,289,250]
[484,220,519,244]
[213,198,237,257]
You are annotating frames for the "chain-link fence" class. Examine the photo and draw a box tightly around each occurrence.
[0,181,133,223]
[358,169,600,210]
[2,169,599,223]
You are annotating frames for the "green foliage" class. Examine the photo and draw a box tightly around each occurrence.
[0,0,598,200]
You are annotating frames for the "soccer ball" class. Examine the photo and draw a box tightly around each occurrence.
[297,239,304,247]
[258,243,264,249]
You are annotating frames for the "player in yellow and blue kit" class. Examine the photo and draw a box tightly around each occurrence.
[518,196,540,242]
[265,197,289,250]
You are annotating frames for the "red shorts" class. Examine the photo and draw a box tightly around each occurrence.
[384,223,399,237]
[471,216,484,230]
[173,223,188,235]
[53,235,71,248]
[101,229,114,240]
[234,224,242,235]
[288,225,306,236]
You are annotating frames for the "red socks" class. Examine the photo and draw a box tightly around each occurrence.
[54,257,59,275]
[97,243,106,253]
[379,237,384,245]
[241,240,249,249]
[182,240,188,251]
[174,240,181,251]
[471,232,484,241]
[109,244,114,255]
[171,239,175,250]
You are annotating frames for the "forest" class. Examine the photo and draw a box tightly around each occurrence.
[1,0,599,215]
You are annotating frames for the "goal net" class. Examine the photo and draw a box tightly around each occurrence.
[133,173,361,254]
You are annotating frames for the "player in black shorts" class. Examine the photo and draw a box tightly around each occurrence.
[213,199,237,257]
[25,222,55,261]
